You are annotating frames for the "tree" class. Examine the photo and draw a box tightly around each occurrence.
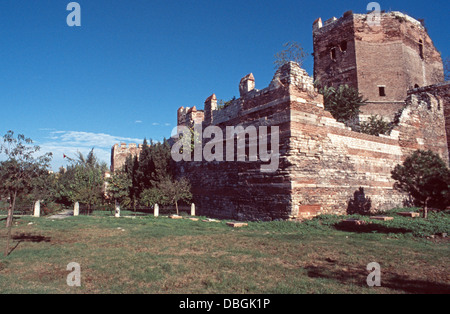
[360,115,393,136]
[217,96,236,110]
[135,138,155,195]
[140,187,162,208]
[59,149,107,214]
[106,170,132,208]
[319,84,367,129]
[124,154,140,210]
[444,56,450,81]
[274,41,307,69]
[391,150,450,218]
[0,131,52,256]
[157,177,192,215]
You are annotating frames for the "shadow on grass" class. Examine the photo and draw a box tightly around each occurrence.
[382,275,450,294]
[334,221,411,234]
[12,233,52,243]
[5,233,52,256]
[305,264,450,294]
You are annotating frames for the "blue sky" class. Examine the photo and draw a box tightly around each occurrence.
[1,0,449,170]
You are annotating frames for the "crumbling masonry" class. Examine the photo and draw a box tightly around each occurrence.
[112,10,450,221]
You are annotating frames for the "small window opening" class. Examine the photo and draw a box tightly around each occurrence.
[340,41,348,52]
[330,47,336,60]
[419,39,424,60]
[378,86,386,97]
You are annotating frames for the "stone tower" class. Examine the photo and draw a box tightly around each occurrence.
[313,11,445,121]
[110,143,143,172]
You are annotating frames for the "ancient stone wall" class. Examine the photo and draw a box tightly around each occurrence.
[176,66,295,221]
[175,62,449,221]
[406,82,450,162]
[177,106,205,130]
[110,143,143,172]
[288,66,448,218]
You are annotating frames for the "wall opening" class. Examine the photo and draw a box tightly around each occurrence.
[330,47,336,60]
[378,86,386,97]
[419,39,424,60]
[340,41,348,52]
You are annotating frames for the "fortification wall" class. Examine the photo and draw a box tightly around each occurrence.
[177,68,294,220]
[407,82,450,161]
[288,73,448,218]
[110,143,142,172]
[175,62,449,221]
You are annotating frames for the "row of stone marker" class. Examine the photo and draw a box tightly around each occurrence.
[114,203,196,218]
[32,201,196,218]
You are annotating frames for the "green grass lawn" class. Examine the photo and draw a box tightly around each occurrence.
[0,209,449,294]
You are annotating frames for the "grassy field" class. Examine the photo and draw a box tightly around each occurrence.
[0,208,449,294]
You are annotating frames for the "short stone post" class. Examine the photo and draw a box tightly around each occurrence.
[33,201,40,217]
[191,203,195,216]
[73,202,79,216]
[154,204,159,217]
[115,202,120,218]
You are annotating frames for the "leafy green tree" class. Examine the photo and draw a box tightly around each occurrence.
[157,177,192,215]
[106,170,132,208]
[319,84,367,129]
[0,130,52,256]
[360,115,393,136]
[57,149,107,213]
[124,154,140,210]
[391,150,450,218]
[53,167,76,206]
[274,41,307,69]
[150,139,173,182]
[140,187,162,208]
[135,138,155,195]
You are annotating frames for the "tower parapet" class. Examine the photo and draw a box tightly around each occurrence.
[313,10,445,122]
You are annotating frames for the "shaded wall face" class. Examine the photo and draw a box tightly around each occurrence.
[176,87,294,221]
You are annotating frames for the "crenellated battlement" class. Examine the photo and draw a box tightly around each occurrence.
[180,62,318,129]
[313,11,424,34]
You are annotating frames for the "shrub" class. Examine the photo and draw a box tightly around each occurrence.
[360,115,393,136]
[391,150,450,218]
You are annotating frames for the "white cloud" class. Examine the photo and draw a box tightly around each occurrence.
[38,130,143,171]
[152,122,160,126]
[135,120,143,124]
